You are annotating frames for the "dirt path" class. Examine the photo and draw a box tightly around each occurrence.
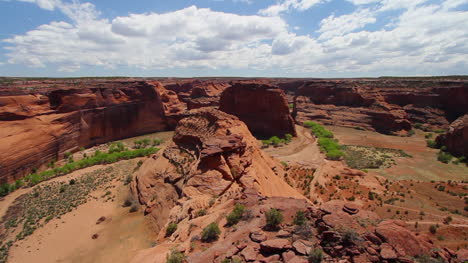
[262,125,323,167]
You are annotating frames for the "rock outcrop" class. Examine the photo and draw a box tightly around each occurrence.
[0,81,168,183]
[436,114,468,157]
[131,108,303,230]
[280,79,468,134]
[219,83,297,137]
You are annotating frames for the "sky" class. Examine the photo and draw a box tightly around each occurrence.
[0,0,467,77]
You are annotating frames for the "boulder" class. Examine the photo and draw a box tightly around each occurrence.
[260,239,292,254]
[436,114,468,157]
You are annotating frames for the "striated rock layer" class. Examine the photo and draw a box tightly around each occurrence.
[0,81,168,183]
[278,79,468,134]
[436,114,468,157]
[219,82,297,137]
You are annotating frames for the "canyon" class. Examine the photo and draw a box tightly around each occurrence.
[0,76,467,263]
[1,77,466,183]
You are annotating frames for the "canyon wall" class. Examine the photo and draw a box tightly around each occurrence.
[0,81,168,183]
[219,82,297,138]
[276,79,468,134]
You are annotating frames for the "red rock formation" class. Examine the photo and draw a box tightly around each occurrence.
[436,114,468,157]
[280,79,468,134]
[0,81,168,183]
[164,80,229,110]
[219,83,297,137]
[131,108,303,229]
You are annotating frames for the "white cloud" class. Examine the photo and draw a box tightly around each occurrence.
[345,0,380,5]
[2,0,468,76]
[259,0,327,16]
[318,9,376,39]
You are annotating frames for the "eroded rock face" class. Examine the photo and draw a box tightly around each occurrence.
[0,81,168,183]
[282,79,468,134]
[219,82,297,137]
[131,108,302,230]
[436,114,468,157]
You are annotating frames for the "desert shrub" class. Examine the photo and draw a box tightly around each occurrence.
[426,140,438,148]
[429,225,437,234]
[341,229,361,244]
[129,205,138,213]
[443,216,452,224]
[166,222,178,237]
[166,249,185,263]
[134,139,151,149]
[293,210,306,226]
[108,142,125,153]
[414,123,423,129]
[262,134,293,147]
[201,222,221,242]
[407,129,415,136]
[153,139,163,146]
[425,133,433,139]
[437,151,453,164]
[265,208,283,230]
[69,179,76,185]
[285,133,293,143]
[196,209,207,217]
[123,197,134,207]
[64,152,72,159]
[347,196,356,201]
[308,248,323,263]
[124,174,133,185]
[226,204,246,226]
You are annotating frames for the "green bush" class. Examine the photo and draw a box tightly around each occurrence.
[304,121,334,138]
[308,248,323,263]
[426,140,438,148]
[265,208,283,230]
[293,210,306,226]
[425,133,433,139]
[201,222,221,242]
[429,225,437,234]
[134,139,151,149]
[108,142,125,153]
[166,249,186,263]
[437,151,453,164]
[226,204,246,226]
[166,222,178,237]
[153,139,163,146]
[13,147,159,191]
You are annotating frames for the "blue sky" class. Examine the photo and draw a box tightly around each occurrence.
[0,0,467,77]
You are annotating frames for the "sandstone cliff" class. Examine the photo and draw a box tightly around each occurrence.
[0,81,168,183]
[277,79,468,134]
[436,114,468,157]
[219,83,297,138]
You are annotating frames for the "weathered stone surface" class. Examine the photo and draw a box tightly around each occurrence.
[375,220,432,257]
[260,239,292,254]
[380,243,397,260]
[292,240,310,255]
[240,246,257,261]
[250,229,268,243]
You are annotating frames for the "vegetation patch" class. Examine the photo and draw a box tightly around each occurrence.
[262,134,293,148]
[304,121,344,160]
[0,147,158,197]
[342,145,411,169]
